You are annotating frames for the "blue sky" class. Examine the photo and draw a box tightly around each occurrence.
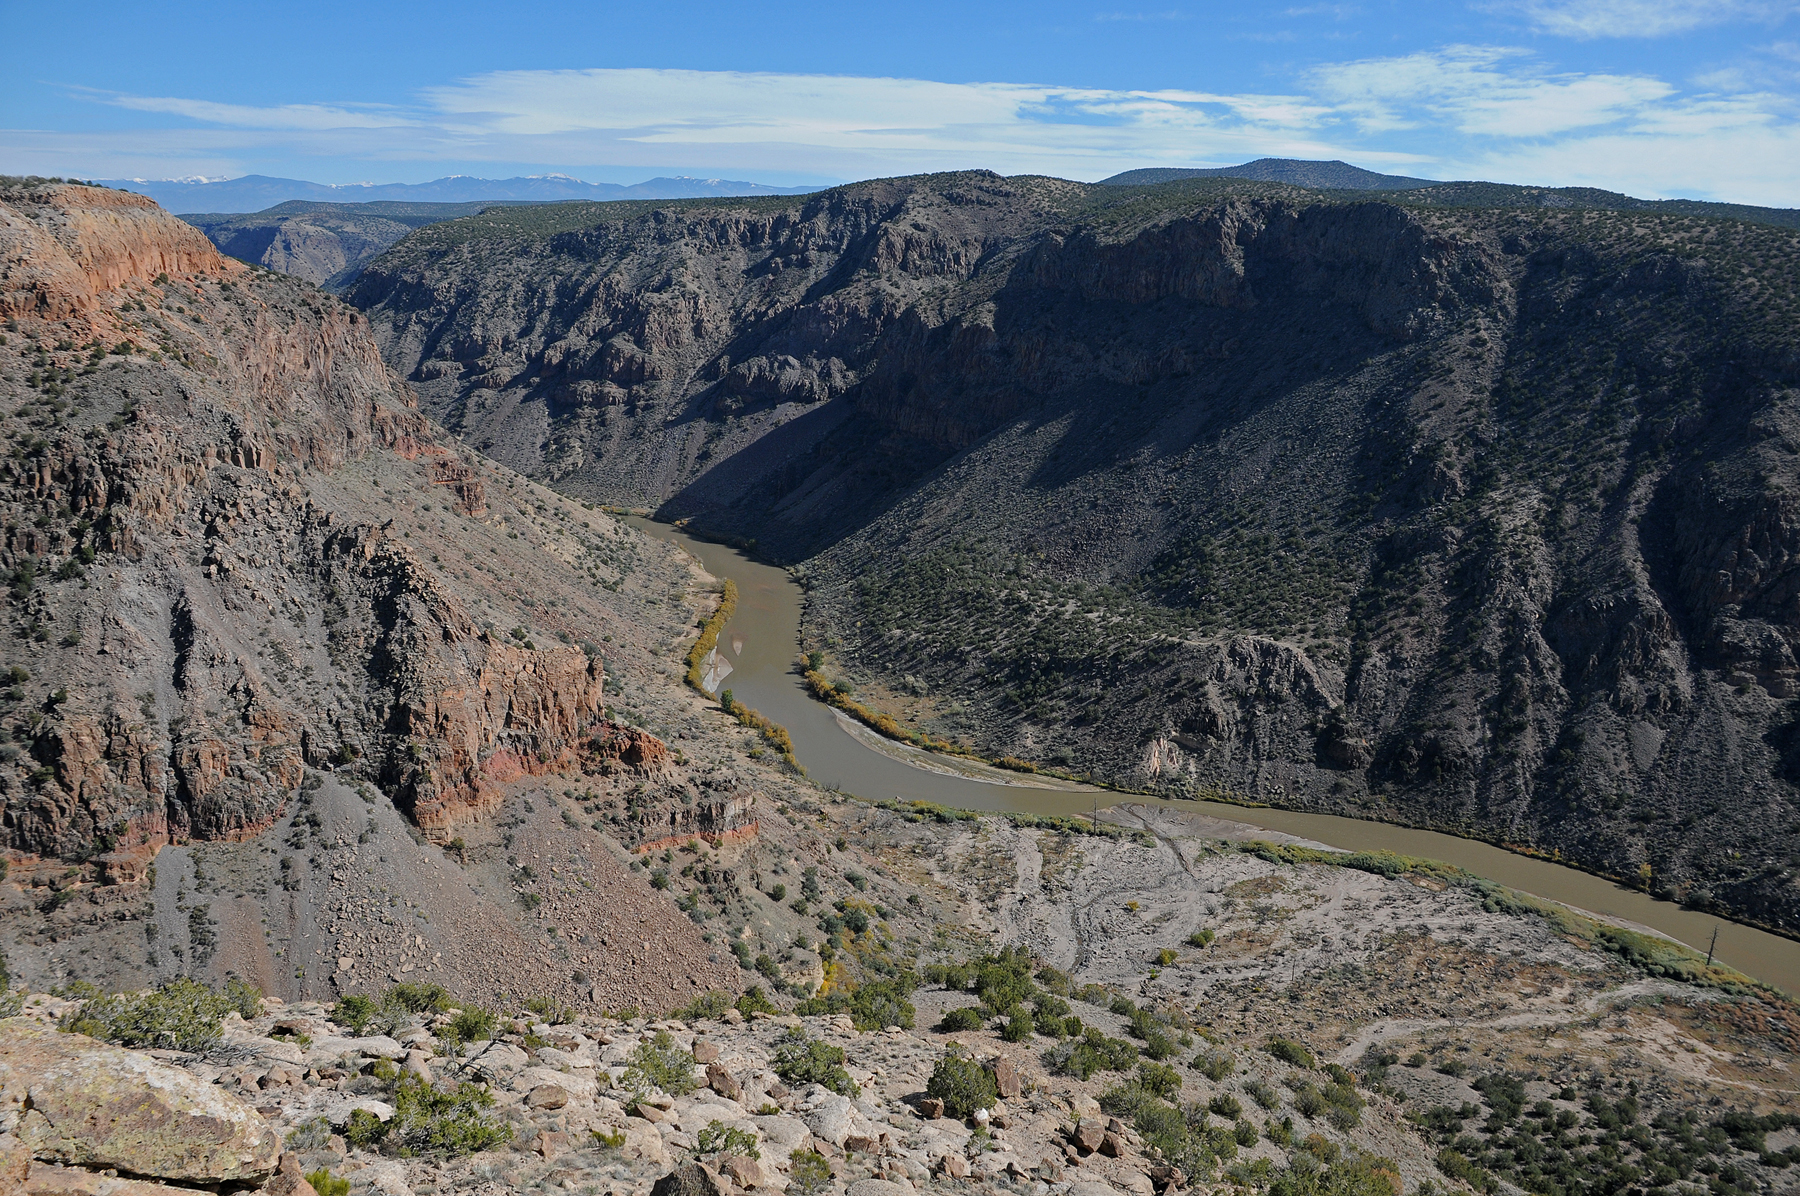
[3,0,1799,204]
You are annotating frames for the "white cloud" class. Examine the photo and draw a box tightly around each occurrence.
[1493,0,1797,39]
[1313,46,1673,134]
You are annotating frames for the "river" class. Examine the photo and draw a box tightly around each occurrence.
[629,518,1800,996]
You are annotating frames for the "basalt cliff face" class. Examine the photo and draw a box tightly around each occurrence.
[352,172,1800,933]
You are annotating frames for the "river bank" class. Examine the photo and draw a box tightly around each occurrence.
[629,518,1800,996]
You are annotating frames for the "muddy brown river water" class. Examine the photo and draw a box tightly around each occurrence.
[632,518,1800,995]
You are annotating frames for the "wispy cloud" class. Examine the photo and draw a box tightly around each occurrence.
[1489,0,1797,39]
[1093,11,1188,21]
[1312,46,1673,134]
[100,92,414,131]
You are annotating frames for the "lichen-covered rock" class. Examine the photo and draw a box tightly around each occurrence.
[0,1019,280,1183]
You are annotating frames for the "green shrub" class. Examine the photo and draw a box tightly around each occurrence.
[1194,1048,1236,1081]
[937,1006,986,1032]
[384,982,451,1014]
[1322,1081,1364,1129]
[1186,929,1215,948]
[1234,1119,1258,1147]
[1140,1027,1180,1061]
[1155,948,1178,967]
[223,977,263,1018]
[1245,1078,1280,1110]
[523,994,572,1024]
[1292,1083,1326,1119]
[446,1006,498,1044]
[344,1108,386,1148]
[849,977,915,1030]
[1138,1061,1183,1100]
[736,986,779,1017]
[1436,1147,1492,1192]
[927,1047,998,1119]
[790,1149,833,1196]
[674,989,733,1020]
[1266,1116,1294,1147]
[306,1169,351,1196]
[623,1031,700,1097]
[772,1029,858,1096]
[1266,1037,1316,1069]
[334,994,378,1034]
[1000,1011,1035,1042]
[1099,1082,1156,1119]
[361,1074,511,1156]
[1049,1028,1139,1079]
[62,978,237,1052]
[695,1119,761,1159]
[1210,1093,1243,1119]
[1033,993,1070,1021]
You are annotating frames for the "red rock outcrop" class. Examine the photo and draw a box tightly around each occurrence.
[0,184,616,866]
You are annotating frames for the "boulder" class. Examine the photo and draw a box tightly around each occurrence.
[0,1019,281,1184]
[402,1050,433,1082]
[263,1153,326,1196]
[650,1162,731,1196]
[844,1133,879,1154]
[323,1096,396,1127]
[918,1097,945,1119]
[803,1094,874,1149]
[934,1153,969,1178]
[1070,1117,1106,1153]
[720,1153,769,1188]
[749,1114,811,1153]
[462,1040,531,1082]
[991,1057,1022,1100]
[306,1035,406,1063]
[1067,1184,1119,1196]
[22,1159,200,1195]
[847,1181,911,1196]
[1099,1130,1124,1158]
[623,1122,668,1165]
[706,1062,743,1101]
[692,1040,722,1064]
[1149,1162,1186,1192]
[514,1065,597,1101]
[527,1084,570,1110]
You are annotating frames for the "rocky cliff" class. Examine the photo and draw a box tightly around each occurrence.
[181,201,509,290]
[351,173,1800,934]
[0,182,784,1009]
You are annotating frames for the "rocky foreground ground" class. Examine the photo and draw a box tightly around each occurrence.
[4,796,1799,1196]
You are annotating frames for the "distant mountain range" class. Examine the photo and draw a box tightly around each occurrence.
[1100,158,1438,190]
[100,173,823,213]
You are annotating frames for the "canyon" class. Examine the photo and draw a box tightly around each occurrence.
[346,170,1800,935]
[0,175,1798,1196]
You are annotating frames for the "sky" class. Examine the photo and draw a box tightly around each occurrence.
[3,0,1799,205]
